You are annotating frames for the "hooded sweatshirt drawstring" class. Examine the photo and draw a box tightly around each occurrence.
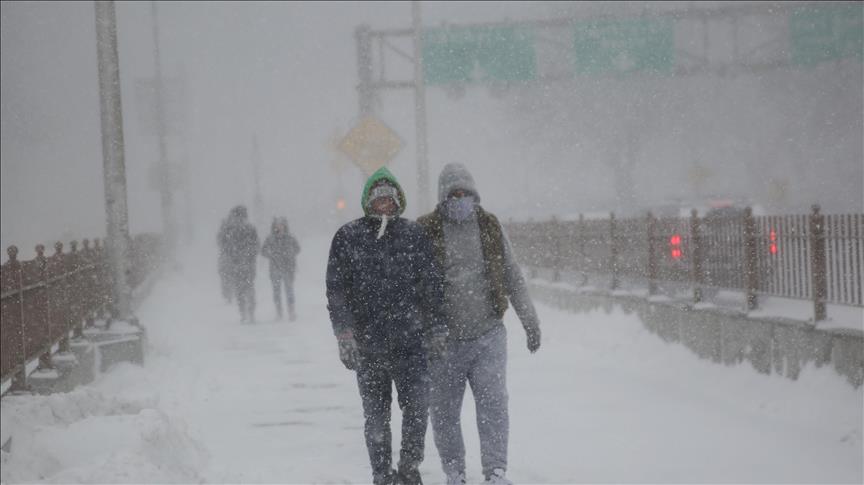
[377,215,389,240]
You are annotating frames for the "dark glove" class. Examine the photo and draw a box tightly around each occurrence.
[526,326,541,353]
[337,330,359,370]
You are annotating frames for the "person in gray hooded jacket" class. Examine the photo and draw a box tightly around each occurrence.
[417,163,541,485]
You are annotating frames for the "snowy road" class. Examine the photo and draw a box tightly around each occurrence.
[2,237,862,484]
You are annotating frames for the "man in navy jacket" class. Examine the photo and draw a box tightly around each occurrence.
[326,167,447,485]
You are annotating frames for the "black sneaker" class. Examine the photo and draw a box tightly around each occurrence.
[395,466,422,485]
[483,468,512,485]
[373,469,397,485]
[445,471,466,485]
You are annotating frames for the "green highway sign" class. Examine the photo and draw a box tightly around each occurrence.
[573,17,675,75]
[790,4,863,66]
[423,25,536,84]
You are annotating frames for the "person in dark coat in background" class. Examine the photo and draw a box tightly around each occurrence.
[326,167,447,485]
[261,216,301,321]
[216,214,234,303]
[418,163,541,485]
[219,205,259,323]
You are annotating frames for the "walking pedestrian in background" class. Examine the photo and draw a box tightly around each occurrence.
[261,216,300,321]
[219,205,259,324]
[216,213,234,304]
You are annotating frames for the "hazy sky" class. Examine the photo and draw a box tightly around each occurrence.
[1,1,560,251]
[2,1,862,254]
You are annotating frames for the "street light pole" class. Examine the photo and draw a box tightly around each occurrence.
[150,0,176,258]
[355,24,374,118]
[251,135,264,227]
[412,1,430,214]
[94,0,132,320]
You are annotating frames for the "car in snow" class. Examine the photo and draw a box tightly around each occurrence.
[649,200,775,290]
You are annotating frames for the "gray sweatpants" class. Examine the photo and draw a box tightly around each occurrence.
[430,323,509,478]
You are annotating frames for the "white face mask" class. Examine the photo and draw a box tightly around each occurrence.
[443,196,477,221]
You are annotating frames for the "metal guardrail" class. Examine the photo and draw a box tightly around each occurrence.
[506,205,863,321]
[0,234,163,391]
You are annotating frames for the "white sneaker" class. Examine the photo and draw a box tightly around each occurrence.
[445,471,466,485]
[483,468,513,485]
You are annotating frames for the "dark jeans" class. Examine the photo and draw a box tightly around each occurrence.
[218,256,232,302]
[270,269,295,317]
[356,350,430,483]
[233,268,256,322]
[220,272,233,303]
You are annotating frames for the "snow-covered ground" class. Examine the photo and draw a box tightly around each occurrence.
[2,236,862,484]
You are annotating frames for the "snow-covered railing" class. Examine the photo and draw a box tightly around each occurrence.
[506,205,864,322]
[0,234,163,393]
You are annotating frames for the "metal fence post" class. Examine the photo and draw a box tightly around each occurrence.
[526,218,537,279]
[743,206,759,310]
[6,246,29,392]
[54,242,71,354]
[35,244,54,371]
[610,212,619,291]
[94,238,108,319]
[70,241,85,340]
[690,209,703,303]
[551,216,561,282]
[82,238,95,328]
[809,204,827,322]
[578,213,586,286]
[647,212,657,295]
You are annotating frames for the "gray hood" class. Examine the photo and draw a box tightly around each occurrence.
[437,163,481,203]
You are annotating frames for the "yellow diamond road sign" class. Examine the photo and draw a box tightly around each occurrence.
[338,116,403,175]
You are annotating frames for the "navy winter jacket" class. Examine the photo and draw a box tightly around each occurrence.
[326,216,446,355]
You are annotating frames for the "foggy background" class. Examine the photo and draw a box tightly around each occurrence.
[2,1,862,254]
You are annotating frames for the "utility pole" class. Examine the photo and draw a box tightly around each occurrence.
[355,24,374,117]
[251,135,264,227]
[178,64,194,243]
[150,0,176,257]
[412,1,430,213]
[94,0,132,320]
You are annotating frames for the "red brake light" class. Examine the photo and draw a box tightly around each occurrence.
[769,228,778,255]
[670,234,683,260]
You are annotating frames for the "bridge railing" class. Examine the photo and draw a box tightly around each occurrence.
[506,206,863,322]
[0,234,163,391]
